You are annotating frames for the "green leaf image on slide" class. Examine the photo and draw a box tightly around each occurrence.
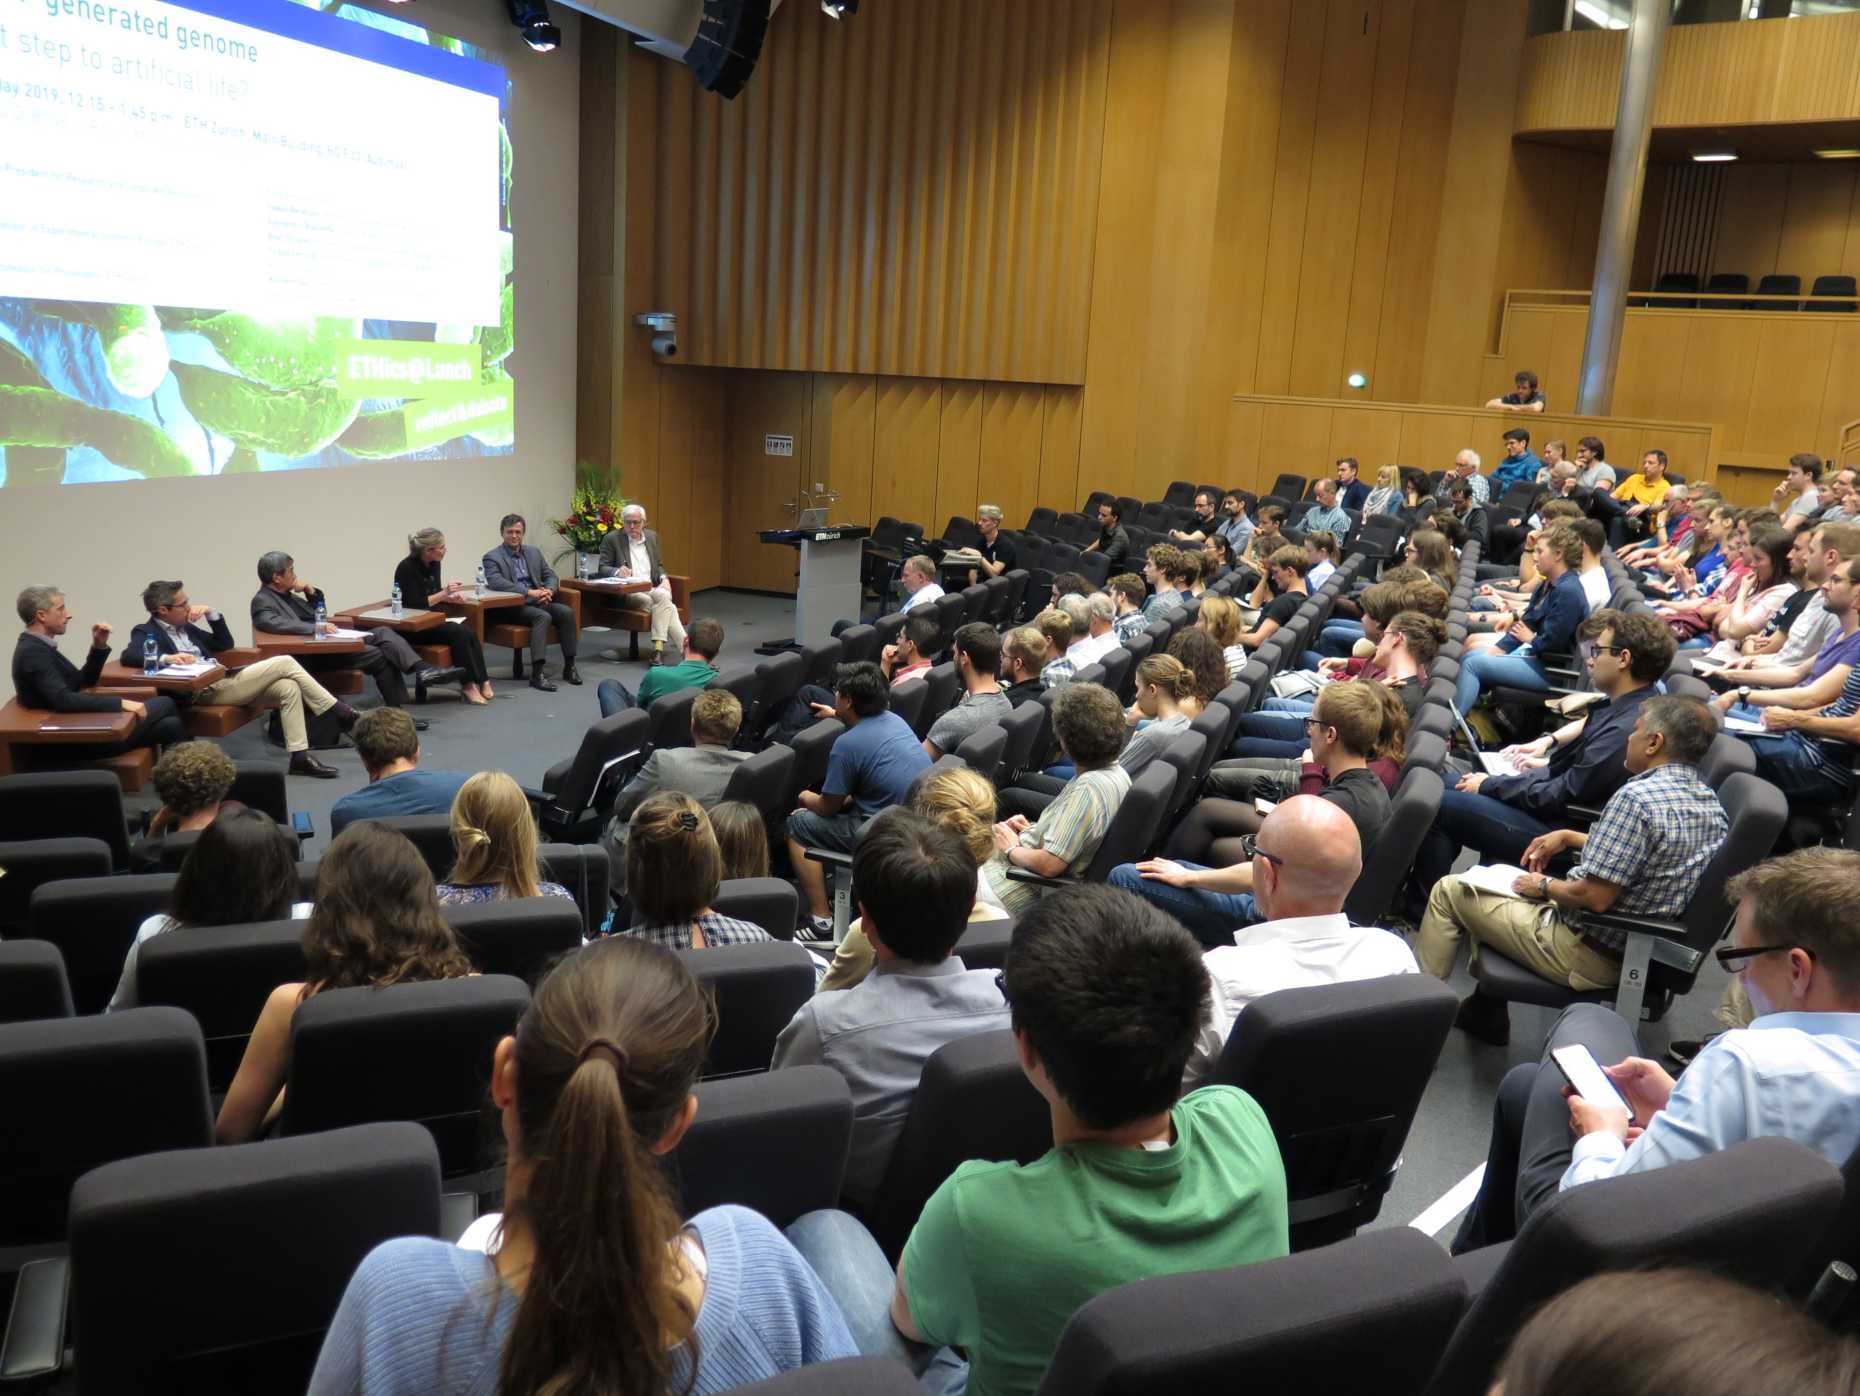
[0,340,67,484]
[38,302,170,398]
[158,312,360,391]
[170,362,361,456]
[0,384,198,479]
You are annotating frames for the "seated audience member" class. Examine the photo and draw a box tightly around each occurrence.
[1165,628,1227,717]
[1033,609,1076,689]
[924,623,1012,759]
[883,885,1289,1396]
[1361,464,1402,518]
[129,578,362,776]
[329,708,469,837]
[967,504,1019,581]
[819,765,1011,993]
[1492,427,1543,490]
[773,808,1010,1208]
[597,616,725,716]
[881,614,939,688]
[1570,517,1612,613]
[984,683,1130,916]
[1419,696,1727,1047]
[1303,532,1340,590]
[480,514,581,691]
[709,800,770,881]
[1237,547,1309,650]
[1332,457,1370,512]
[1082,499,1131,571]
[1772,451,1825,535]
[1000,627,1051,705]
[1692,526,1797,655]
[1819,467,1859,525]
[788,662,933,936]
[1410,609,1670,897]
[436,771,574,907]
[1297,480,1351,540]
[1452,847,1860,1253]
[1113,655,1196,777]
[13,584,186,755]
[1049,571,1094,605]
[1202,530,1235,582]
[393,530,493,703]
[1486,369,1547,414]
[1110,681,1392,945]
[1062,593,1120,669]
[1710,523,1857,683]
[1175,549,1208,600]
[131,741,240,871]
[1238,504,1287,574]
[112,808,304,1011]
[250,552,434,713]
[1197,594,1247,678]
[1447,479,1491,553]
[1405,527,1457,594]
[1715,554,1860,720]
[898,554,945,614]
[1309,563,1432,664]
[1181,798,1418,1087]
[594,502,688,662]
[1455,525,1589,714]
[1607,449,1673,547]
[1216,491,1255,556]
[217,822,474,1144]
[307,936,857,1394]
[1573,434,1616,489]
[1107,574,1149,642]
[1434,449,1488,505]
[1169,491,1223,544]
[1141,546,1184,619]
[1494,1269,1860,1396]
[622,793,775,951]
[602,690,750,892]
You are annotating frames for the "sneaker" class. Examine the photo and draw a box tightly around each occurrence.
[799,915,835,943]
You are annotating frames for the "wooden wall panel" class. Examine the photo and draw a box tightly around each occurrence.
[1745,320,1837,459]
[980,384,1048,532]
[721,373,811,592]
[871,380,943,532]
[1038,388,1086,523]
[647,0,1114,383]
[935,385,986,535]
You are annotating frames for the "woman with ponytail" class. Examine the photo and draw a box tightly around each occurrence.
[308,937,860,1393]
[436,771,574,907]
[394,527,494,704]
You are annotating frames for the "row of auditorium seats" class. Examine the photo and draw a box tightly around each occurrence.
[1647,270,1857,311]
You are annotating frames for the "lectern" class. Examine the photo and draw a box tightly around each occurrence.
[757,525,871,648]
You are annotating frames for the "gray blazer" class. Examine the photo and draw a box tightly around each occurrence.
[597,528,666,586]
[481,543,558,595]
[251,584,326,637]
[602,742,750,888]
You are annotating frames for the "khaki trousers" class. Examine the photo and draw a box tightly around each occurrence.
[1415,876,1622,992]
[618,585,685,648]
[201,656,338,753]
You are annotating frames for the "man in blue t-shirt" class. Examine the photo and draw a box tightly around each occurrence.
[787,660,932,937]
[329,708,469,836]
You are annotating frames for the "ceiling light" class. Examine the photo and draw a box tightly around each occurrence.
[504,0,560,50]
[1690,149,1738,162]
[820,0,858,16]
[1815,148,1860,159]
[1346,373,1368,391]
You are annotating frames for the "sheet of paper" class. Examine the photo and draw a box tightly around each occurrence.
[1723,716,1766,734]
[1459,863,1533,900]
[318,628,370,642]
[577,576,637,587]
[162,660,222,677]
[1254,797,1278,815]
[1479,752,1522,776]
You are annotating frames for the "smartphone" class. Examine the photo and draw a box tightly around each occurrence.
[1551,1044,1635,1124]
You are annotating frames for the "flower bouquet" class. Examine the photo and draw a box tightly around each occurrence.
[549,478,627,564]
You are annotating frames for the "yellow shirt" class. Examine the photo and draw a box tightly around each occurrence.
[1614,473,1671,507]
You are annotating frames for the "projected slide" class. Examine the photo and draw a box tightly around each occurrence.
[0,0,512,483]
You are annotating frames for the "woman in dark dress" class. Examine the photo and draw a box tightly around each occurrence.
[396,527,494,704]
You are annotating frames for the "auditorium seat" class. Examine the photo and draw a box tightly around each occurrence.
[783,719,844,813]
[370,813,455,881]
[0,940,73,1024]
[1746,271,1800,311]
[1161,481,1196,508]
[942,516,982,551]
[677,1066,853,1226]
[0,770,132,869]
[918,662,961,731]
[748,650,805,741]
[63,1123,442,1396]
[1810,273,1857,312]
[1430,1137,1841,1396]
[801,638,844,687]
[1343,766,1445,927]
[993,703,1046,787]
[708,663,764,725]
[647,685,702,752]
[888,678,931,741]
[710,877,800,941]
[1210,976,1456,1250]
[1704,271,1748,303]
[721,743,798,827]
[0,837,112,938]
[953,915,1014,970]
[1025,506,1060,537]
[539,845,610,936]
[837,624,881,668]
[734,1360,924,1395]
[525,708,650,843]
[137,918,306,1091]
[281,975,530,1182]
[677,941,817,1078]
[443,895,584,983]
[867,1029,1052,1260]
[1038,1226,1465,1396]
[28,872,179,1015]
[959,584,991,626]
[954,722,1009,783]
[872,610,908,649]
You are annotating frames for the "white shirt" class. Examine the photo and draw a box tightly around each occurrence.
[156,611,221,657]
[1182,913,1419,1087]
[1067,629,1120,668]
[1306,560,1336,591]
[1563,1011,1860,1191]
[1579,565,1611,613]
[111,902,314,1011]
[901,582,944,614]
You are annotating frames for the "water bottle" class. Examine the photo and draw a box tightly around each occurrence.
[475,564,487,597]
[142,637,158,676]
[390,583,403,618]
[314,600,326,637]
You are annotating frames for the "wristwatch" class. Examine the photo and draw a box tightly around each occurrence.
[1738,686,1752,703]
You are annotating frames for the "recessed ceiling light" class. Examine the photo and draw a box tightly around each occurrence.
[1815,148,1860,159]
[1690,150,1738,162]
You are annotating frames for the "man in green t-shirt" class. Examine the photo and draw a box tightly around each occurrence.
[891,885,1289,1396]
[595,616,723,717]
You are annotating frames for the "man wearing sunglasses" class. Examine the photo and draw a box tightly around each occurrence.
[1451,847,1860,1253]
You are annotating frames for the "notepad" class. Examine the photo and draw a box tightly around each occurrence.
[1723,716,1766,734]
[1479,752,1524,775]
[162,660,222,678]
[317,628,369,641]
[1459,864,1533,899]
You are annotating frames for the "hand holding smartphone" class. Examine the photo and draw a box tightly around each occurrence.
[1552,1045,1636,1124]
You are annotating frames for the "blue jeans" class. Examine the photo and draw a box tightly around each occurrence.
[1234,709,1308,745]
[597,678,636,717]
[1107,861,1260,946]
[1315,620,1364,658]
[783,1209,965,1390]
[1455,650,1550,714]
[1230,736,1306,759]
[1747,732,1855,803]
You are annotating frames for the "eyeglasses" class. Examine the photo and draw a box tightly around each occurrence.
[1715,943,1812,972]
[1303,716,1327,731]
[1239,833,1284,867]
[1591,644,1629,657]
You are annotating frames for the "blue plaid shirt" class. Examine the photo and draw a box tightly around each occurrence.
[1298,504,1351,539]
[1570,762,1728,949]
[1041,657,1077,690]
[1113,610,1149,643]
[1435,472,1490,506]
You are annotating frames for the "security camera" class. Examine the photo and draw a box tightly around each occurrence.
[634,311,678,359]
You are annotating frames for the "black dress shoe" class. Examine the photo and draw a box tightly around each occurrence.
[412,718,430,731]
[561,663,583,686]
[416,665,466,687]
[1454,990,1511,1047]
[289,752,339,779]
[530,670,558,693]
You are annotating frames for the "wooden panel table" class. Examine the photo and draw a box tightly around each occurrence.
[560,577,663,659]
[93,660,231,695]
[252,630,368,657]
[334,604,448,636]
[432,590,532,644]
[0,701,137,779]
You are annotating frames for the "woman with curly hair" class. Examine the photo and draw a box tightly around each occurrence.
[216,821,474,1144]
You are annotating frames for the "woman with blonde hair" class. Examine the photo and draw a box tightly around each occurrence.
[393,526,494,704]
[437,771,573,906]
[1363,465,1402,518]
[708,800,770,881]
[1196,594,1247,679]
[818,764,1008,992]
[622,792,773,951]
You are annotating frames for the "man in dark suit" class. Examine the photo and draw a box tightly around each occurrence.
[483,514,582,692]
[127,579,358,778]
[249,552,435,722]
[12,584,187,757]
[595,502,685,664]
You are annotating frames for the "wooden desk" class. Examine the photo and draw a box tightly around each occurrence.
[336,604,448,635]
[0,699,139,781]
[252,630,368,657]
[434,590,531,644]
[561,576,684,660]
[94,661,228,694]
